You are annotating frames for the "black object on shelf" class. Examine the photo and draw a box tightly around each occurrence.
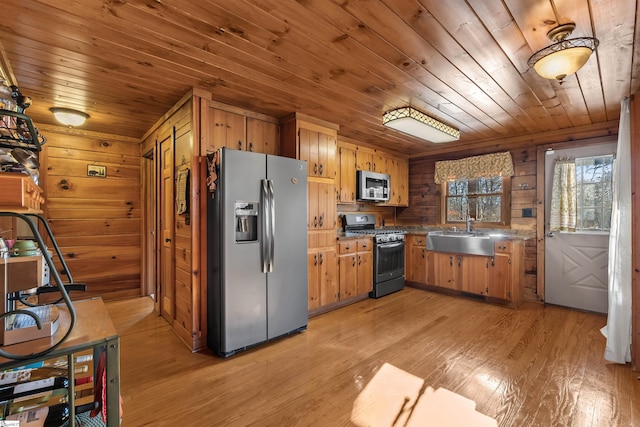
[0,109,46,151]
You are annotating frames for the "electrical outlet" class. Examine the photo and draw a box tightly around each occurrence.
[522,208,534,218]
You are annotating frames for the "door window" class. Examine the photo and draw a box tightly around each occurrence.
[575,155,613,231]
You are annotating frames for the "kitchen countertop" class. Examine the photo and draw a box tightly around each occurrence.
[337,231,375,241]
[336,228,532,241]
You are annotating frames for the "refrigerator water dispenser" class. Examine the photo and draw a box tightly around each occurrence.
[235,201,258,242]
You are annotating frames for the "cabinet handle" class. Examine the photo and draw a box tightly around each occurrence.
[238,140,242,150]
[422,249,425,258]
[491,257,495,266]
[358,255,362,265]
[319,163,324,175]
[508,258,512,264]
[362,243,367,248]
[457,257,461,267]
[352,257,356,267]
[314,163,318,174]
[314,254,318,266]
[319,254,324,265]
[346,245,350,250]
[165,238,171,243]
[373,162,376,170]
[314,216,318,227]
[449,256,453,266]
[499,245,506,250]
[319,215,324,227]
[249,142,253,152]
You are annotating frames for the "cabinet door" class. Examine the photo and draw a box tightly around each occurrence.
[339,253,357,300]
[318,131,336,179]
[317,181,336,230]
[339,146,356,203]
[247,118,278,155]
[384,158,399,206]
[372,153,387,173]
[460,255,489,295]
[356,150,373,171]
[396,159,409,207]
[434,253,458,290]
[320,249,339,305]
[308,252,321,310]
[308,181,319,230]
[425,251,435,285]
[409,246,427,284]
[357,250,373,294]
[299,128,319,176]
[488,254,510,300]
[211,109,245,150]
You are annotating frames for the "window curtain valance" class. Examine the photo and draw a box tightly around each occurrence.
[434,151,514,184]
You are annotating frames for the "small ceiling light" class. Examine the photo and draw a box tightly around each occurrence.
[382,106,460,143]
[50,107,90,126]
[527,23,598,84]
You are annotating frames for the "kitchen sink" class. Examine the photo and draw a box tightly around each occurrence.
[426,231,495,256]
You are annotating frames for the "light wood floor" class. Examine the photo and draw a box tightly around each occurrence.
[105,288,640,427]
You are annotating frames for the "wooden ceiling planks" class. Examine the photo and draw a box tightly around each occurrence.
[0,0,636,155]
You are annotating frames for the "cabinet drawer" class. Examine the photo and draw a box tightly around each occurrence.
[357,239,372,252]
[338,240,358,254]
[409,235,426,246]
[494,240,513,253]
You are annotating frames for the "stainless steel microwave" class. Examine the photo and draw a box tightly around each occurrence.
[356,170,390,202]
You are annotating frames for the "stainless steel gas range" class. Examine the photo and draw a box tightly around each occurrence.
[343,214,405,298]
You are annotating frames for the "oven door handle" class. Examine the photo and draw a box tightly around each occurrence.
[377,241,404,249]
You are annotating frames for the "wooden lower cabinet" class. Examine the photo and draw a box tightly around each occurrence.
[488,253,510,300]
[460,255,489,295]
[433,252,459,290]
[406,234,436,285]
[308,248,338,310]
[338,238,373,299]
[408,238,524,306]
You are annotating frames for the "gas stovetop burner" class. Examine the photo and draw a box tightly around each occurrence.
[342,214,405,243]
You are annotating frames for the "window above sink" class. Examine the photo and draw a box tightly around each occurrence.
[442,176,511,227]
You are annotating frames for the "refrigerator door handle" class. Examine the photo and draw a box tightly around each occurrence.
[267,179,275,272]
[261,179,271,273]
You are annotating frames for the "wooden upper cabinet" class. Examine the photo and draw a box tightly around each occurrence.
[299,128,336,178]
[355,150,373,171]
[247,118,279,155]
[338,146,356,204]
[205,105,279,155]
[209,109,245,151]
[373,152,387,174]
[383,157,409,207]
[279,113,339,179]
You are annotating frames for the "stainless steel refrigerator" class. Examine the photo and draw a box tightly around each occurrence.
[207,148,308,357]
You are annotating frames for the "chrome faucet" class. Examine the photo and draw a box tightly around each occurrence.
[465,214,473,233]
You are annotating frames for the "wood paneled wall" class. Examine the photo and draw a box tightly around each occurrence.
[39,125,141,301]
[398,148,540,302]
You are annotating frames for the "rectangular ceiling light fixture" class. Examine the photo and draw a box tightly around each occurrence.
[382,106,460,143]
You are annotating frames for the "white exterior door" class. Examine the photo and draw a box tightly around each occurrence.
[544,143,616,313]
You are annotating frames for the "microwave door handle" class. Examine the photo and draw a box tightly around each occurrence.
[261,179,270,273]
[267,179,275,272]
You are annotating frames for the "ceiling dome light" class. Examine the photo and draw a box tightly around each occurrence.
[50,107,90,126]
[527,23,598,84]
[382,106,460,143]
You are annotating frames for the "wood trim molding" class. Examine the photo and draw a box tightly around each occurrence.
[535,146,546,302]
